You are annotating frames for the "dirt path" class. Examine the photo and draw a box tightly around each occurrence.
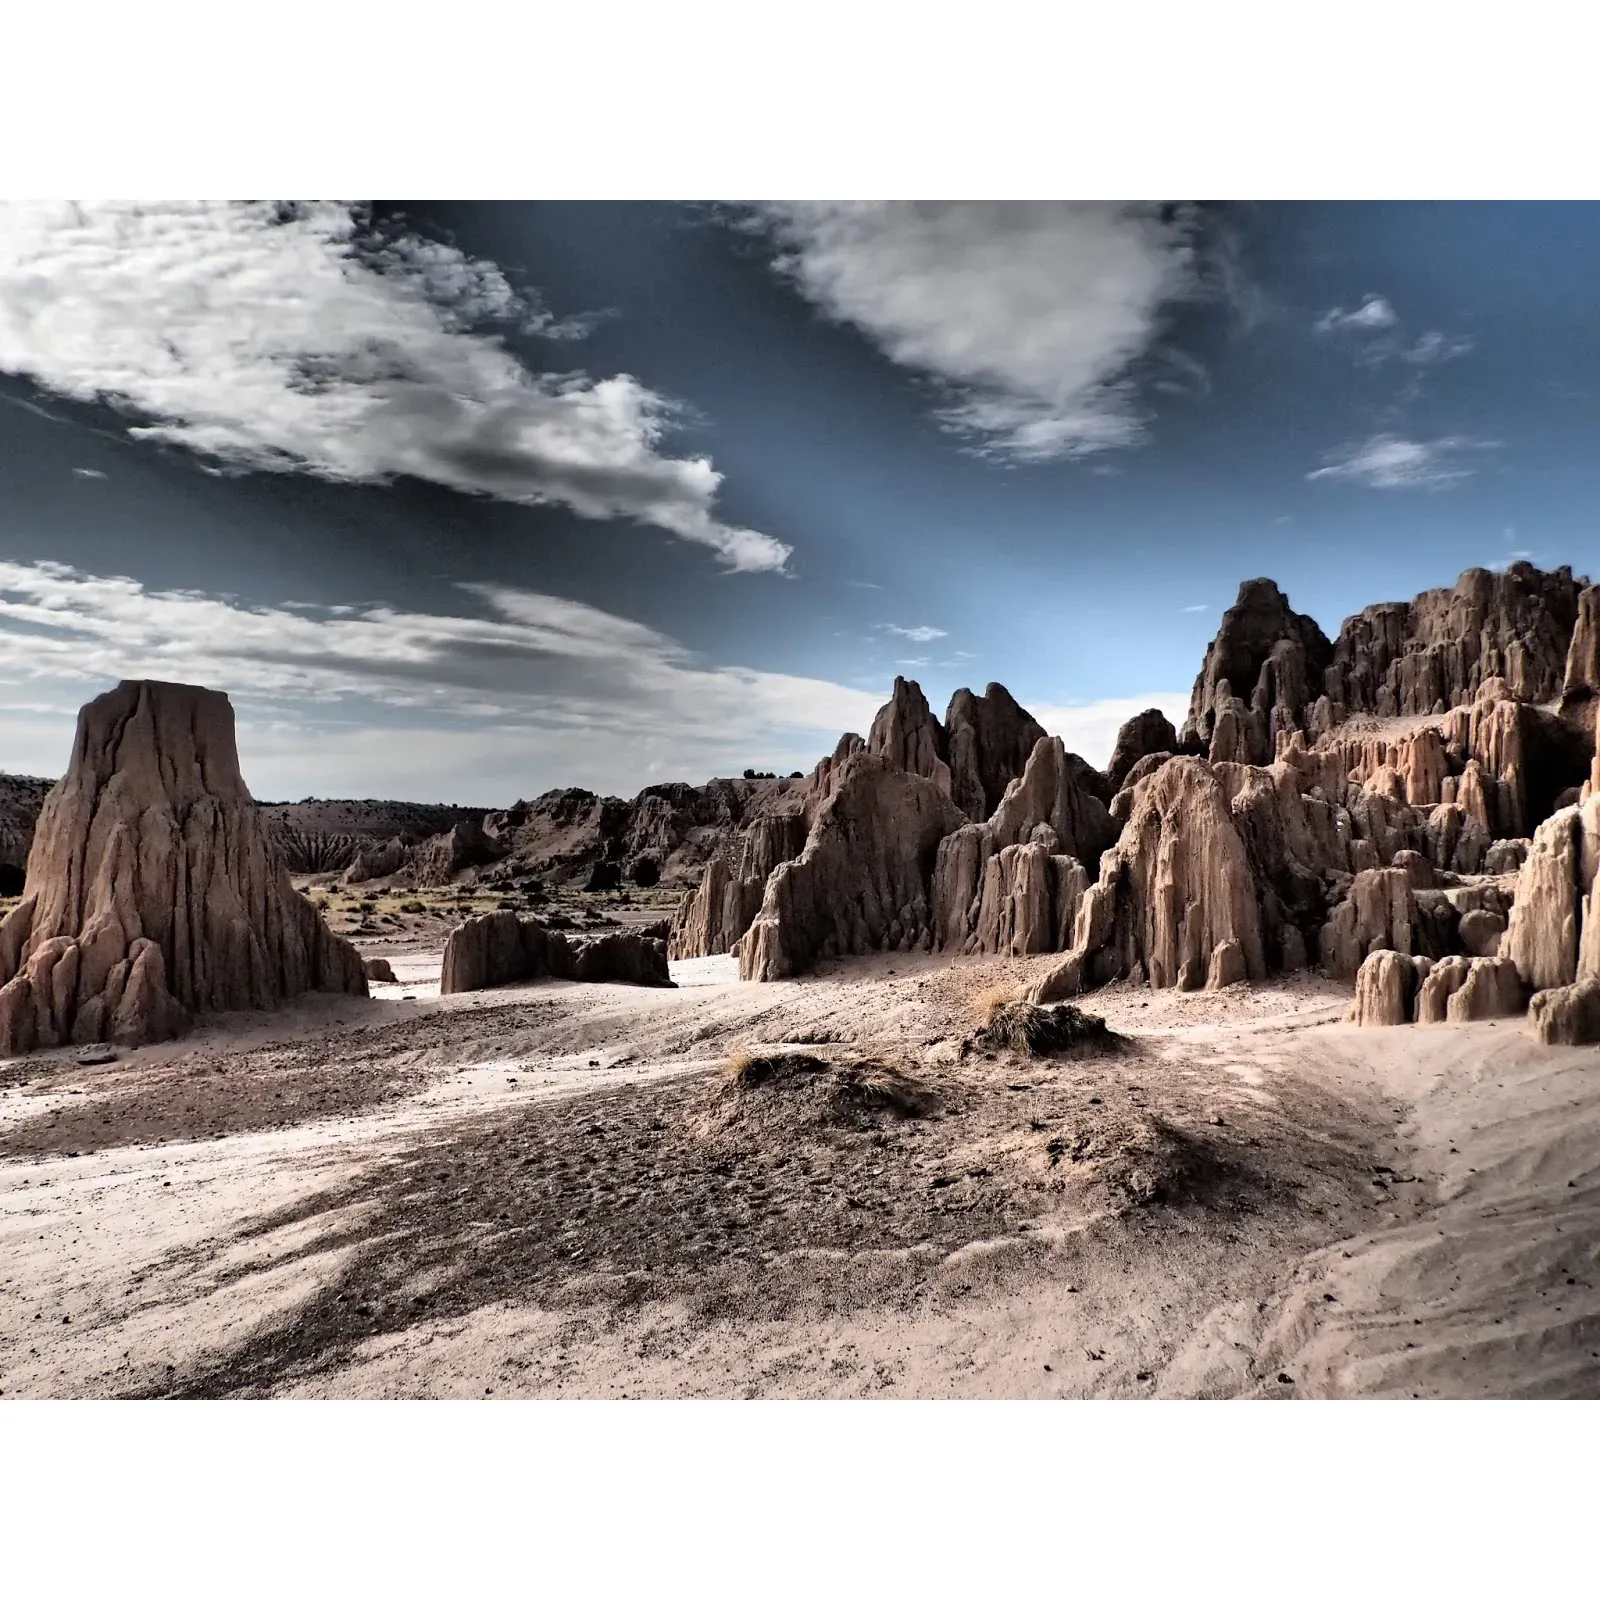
[3,953,1595,1399]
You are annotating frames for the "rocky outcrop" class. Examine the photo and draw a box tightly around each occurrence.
[1349,949,1429,1026]
[945,683,1049,822]
[0,681,367,1057]
[439,910,671,994]
[1449,956,1525,1020]
[363,957,397,983]
[410,818,509,888]
[932,825,1088,957]
[984,737,1115,862]
[343,836,411,885]
[0,775,53,891]
[740,757,967,981]
[1529,980,1600,1045]
[1562,583,1600,705]
[259,798,485,873]
[1500,801,1597,993]
[867,676,952,794]
[1182,579,1334,761]
[1325,563,1585,717]
[1030,758,1266,999]
[930,737,1112,956]
[478,773,812,892]
[1106,708,1178,792]
[1457,907,1506,957]
[1320,868,1418,979]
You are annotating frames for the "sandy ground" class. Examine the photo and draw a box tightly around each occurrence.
[2,943,1597,1399]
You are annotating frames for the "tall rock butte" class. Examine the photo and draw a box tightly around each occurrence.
[0,680,367,1057]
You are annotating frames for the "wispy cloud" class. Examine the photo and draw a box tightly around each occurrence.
[0,201,788,573]
[1315,294,1472,376]
[1398,331,1474,366]
[0,559,882,796]
[744,202,1214,462]
[1306,433,1499,490]
[71,466,106,478]
[881,623,948,642]
[1315,296,1398,334]
[1178,603,1208,613]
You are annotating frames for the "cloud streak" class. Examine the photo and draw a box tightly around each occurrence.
[881,623,947,642]
[747,202,1211,462]
[0,559,881,795]
[0,201,789,573]
[1306,433,1499,490]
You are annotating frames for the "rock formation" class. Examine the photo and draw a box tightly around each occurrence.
[1325,562,1585,717]
[944,683,1050,821]
[343,836,411,885]
[440,910,671,994]
[866,677,953,794]
[1529,980,1600,1045]
[0,681,367,1057]
[1349,949,1430,1026]
[1181,579,1334,762]
[0,774,53,894]
[1030,758,1267,999]
[739,756,967,981]
[930,736,1112,956]
[1106,708,1179,792]
[410,817,509,888]
[1500,801,1594,993]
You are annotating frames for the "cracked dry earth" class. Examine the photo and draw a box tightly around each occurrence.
[3,949,1599,1399]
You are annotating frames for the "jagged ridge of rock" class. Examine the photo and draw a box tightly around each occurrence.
[1327,562,1585,718]
[672,679,1084,965]
[0,681,367,1057]
[476,776,811,892]
[439,909,671,994]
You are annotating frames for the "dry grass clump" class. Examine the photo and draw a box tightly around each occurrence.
[971,999,1128,1058]
[974,985,1022,1026]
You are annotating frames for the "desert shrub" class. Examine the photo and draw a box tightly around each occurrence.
[971,1000,1127,1057]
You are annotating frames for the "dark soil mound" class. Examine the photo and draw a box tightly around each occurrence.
[700,1050,939,1138]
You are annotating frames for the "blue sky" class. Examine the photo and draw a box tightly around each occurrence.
[2,200,1598,801]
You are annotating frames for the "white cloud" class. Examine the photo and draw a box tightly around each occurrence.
[1400,330,1474,366]
[1314,295,1398,334]
[747,202,1210,461]
[882,623,948,642]
[71,465,106,478]
[0,559,883,797]
[1030,693,1190,769]
[0,201,788,573]
[1178,603,1208,613]
[1306,433,1499,490]
[1315,296,1472,374]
